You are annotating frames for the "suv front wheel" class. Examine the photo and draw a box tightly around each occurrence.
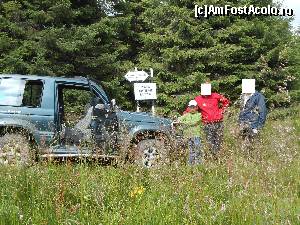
[0,134,34,165]
[135,139,169,168]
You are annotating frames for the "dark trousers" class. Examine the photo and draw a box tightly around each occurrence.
[203,122,224,156]
[239,123,257,139]
[239,122,258,152]
[188,136,202,165]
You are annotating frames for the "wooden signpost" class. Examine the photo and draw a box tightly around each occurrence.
[124,68,156,115]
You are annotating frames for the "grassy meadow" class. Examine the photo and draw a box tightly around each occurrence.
[0,106,299,225]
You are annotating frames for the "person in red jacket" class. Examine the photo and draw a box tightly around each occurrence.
[194,83,230,157]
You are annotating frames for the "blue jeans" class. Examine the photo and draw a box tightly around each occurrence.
[188,136,202,165]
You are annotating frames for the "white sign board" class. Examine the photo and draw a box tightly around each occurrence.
[134,83,157,100]
[201,83,211,95]
[242,79,255,94]
[125,70,149,82]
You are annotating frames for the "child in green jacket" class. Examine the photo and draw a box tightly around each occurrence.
[176,100,202,165]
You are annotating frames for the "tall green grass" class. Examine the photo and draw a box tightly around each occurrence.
[0,106,299,225]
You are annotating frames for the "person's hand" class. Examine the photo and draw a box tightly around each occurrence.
[252,128,258,134]
[171,120,181,128]
[172,120,180,125]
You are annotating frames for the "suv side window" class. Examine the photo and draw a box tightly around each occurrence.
[0,78,43,107]
[62,88,94,126]
[22,80,43,107]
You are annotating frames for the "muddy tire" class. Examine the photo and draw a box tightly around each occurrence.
[0,134,34,166]
[135,139,169,168]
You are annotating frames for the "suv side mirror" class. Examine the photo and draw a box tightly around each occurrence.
[92,97,109,113]
[110,99,118,111]
[111,99,116,108]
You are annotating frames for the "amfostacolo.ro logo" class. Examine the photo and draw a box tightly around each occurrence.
[195,5,294,18]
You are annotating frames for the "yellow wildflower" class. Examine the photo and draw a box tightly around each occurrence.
[130,186,145,198]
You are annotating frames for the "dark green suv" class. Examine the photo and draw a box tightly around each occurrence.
[0,74,174,167]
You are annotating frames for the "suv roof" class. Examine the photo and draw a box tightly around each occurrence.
[0,74,110,103]
[0,74,89,84]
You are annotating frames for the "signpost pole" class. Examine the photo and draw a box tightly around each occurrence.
[150,68,155,115]
[136,100,140,112]
[135,67,139,112]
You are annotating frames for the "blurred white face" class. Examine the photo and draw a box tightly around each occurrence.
[242,79,255,94]
[201,83,211,95]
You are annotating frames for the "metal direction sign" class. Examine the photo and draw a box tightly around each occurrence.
[134,83,157,100]
[125,70,149,82]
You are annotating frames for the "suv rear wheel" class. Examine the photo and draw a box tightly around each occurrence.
[135,139,169,168]
[0,134,33,165]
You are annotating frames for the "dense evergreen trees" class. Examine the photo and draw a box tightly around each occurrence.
[0,0,299,114]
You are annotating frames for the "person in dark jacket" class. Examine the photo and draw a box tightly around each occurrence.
[239,79,267,143]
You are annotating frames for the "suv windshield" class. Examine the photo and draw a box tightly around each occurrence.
[0,78,43,107]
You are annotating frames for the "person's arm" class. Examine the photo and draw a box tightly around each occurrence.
[257,94,267,129]
[175,114,188,130]
[216,93,230,111]
[194,96,202,113]
[177,114,187,123]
